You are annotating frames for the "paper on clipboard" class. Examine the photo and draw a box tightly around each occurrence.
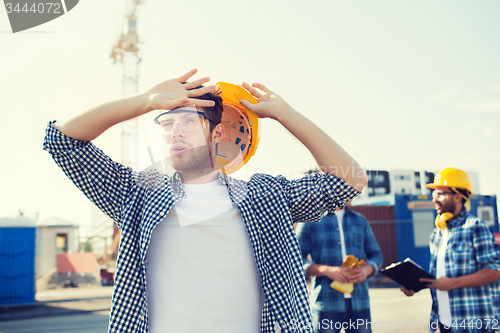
[380,258,435,292]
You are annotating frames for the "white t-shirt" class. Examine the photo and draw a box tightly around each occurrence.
[335,209,351,298]
[436,229,452,327]
[146,180,264,333]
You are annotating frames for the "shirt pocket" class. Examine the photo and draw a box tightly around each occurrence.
[312,230,327,251]
[346,221,364,254]
[349,226,364,246]
[450,242,474,268]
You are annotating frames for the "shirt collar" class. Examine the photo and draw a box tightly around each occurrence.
[218,171,231,185]
[447,207,468,228]
[169,171,238,196]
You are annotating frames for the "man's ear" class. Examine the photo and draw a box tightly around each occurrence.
[453,192,463,205]
[212,123,225,143]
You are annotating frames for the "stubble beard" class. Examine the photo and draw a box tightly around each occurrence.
[166,141,216,181]
[437,200,456,215]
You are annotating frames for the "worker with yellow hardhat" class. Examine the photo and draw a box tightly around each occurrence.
[426,167,473,229]
[401,167,500,333]
[44,69,367,332]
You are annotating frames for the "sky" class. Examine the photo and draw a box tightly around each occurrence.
[1,0,499,237]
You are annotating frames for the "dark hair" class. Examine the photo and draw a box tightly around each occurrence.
[455,188,470,205]
[191,86,223,132]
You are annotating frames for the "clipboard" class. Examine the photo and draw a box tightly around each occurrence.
[380,258,435,292]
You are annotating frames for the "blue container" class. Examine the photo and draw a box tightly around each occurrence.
[394,194,499,270]
[0,221,36,305]
[394,195,433,268]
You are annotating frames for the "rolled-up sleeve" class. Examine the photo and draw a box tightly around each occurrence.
[282,172,360,224]
[43,121,134,228]
[473,220,500,271]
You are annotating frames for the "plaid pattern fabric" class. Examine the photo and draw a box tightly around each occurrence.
[43,122,360,333]
[428,208,500,333]
[295,208,383,313]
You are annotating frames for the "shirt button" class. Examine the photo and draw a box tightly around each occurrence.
[139,315,144,320]
[338,242,341,245]
[159,211,165,216]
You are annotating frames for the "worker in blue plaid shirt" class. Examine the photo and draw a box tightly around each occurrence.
[401,168,500,333]
[44,69,367,333]
[296,202,383,333]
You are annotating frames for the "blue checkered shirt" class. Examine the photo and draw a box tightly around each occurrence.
[428,208,500,333]
[295,208,382,313]
[43,122,360,333]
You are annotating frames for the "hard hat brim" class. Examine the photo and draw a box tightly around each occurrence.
[216,82,261,174]
[426,183,472,196]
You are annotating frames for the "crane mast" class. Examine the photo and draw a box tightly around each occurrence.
[111,0,143,168]
[91,0,143,274]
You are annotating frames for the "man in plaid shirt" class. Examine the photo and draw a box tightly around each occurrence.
[43,69,367,333]
[401,168,500,333]
[296,203,382,333]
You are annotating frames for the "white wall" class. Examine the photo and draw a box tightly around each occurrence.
[35,226,79,279]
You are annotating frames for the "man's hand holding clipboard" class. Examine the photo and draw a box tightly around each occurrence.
[380,258,435,293]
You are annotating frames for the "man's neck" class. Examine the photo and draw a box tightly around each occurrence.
[180,170,219,184]
[452,204,464,217]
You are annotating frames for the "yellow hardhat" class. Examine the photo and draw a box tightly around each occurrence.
[426,167,473,195]
[151,82,260,174]
[214,82,261,174]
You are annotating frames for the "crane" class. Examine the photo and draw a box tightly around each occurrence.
[90,0,143,277]
[111,0,143,168]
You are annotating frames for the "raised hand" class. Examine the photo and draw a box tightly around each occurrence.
[239,82,291,121]
[145,69,217,111]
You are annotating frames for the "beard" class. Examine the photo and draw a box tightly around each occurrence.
[166,141,216,179]
[437,199,456,215]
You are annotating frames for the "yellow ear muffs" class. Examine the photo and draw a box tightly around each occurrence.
[435,212,454,229]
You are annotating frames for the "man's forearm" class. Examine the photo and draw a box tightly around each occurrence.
[53,93,150,141]
[426,267,500,291]
[453,267,500,289]
[277,106,367,192]
[307,263,365,283]
[53,69,216,141]
[238,83,367,191]
[362,264,374,277]
[306,263,330,277]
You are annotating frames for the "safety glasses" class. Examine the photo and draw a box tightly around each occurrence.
[431,190,456,200]
[154,110,212,135]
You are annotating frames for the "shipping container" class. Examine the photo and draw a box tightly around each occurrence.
[352,194,498,271]
[0,218,37,305]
